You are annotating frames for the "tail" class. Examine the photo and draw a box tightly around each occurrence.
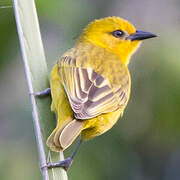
[46,119,83,152]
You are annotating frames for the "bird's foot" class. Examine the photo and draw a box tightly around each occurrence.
[41,157,73,171]
[30,88,51,97]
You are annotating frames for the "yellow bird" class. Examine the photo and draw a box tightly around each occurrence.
[39,16,156,170]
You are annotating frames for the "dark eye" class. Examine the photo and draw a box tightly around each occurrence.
[112,30,124,38]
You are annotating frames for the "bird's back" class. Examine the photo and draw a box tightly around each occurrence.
[59,42,131,112]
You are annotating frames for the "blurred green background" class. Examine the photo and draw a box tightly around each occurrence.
[0,0,180,179]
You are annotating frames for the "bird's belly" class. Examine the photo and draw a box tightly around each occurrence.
[81,110,123,140]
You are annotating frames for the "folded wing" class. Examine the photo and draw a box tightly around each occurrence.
[58,55,130,119]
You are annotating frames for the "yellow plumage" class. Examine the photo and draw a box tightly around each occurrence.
[46,16,156,152]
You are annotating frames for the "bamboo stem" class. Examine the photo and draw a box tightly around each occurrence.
[13,0,68,179]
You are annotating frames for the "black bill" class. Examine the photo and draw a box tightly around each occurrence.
[127,30,157,41]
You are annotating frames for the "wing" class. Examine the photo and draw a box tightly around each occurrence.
[58,54,130,120]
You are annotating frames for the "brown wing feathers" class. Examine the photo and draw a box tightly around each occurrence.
[60,65,121,119]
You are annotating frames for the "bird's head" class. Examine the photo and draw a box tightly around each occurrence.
[78,17,157,65]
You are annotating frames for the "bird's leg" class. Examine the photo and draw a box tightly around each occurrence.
[45,136,83,171]
[32,88,51,96]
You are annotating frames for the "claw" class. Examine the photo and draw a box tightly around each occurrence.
[40,163,48,171]
[45,136,82,171]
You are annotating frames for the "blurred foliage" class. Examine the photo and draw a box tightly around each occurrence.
[0,0,180,179]
[0,0,17,69]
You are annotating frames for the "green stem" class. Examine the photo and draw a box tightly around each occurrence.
[13,0,68,179]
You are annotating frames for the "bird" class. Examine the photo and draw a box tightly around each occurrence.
[38,16,157,170]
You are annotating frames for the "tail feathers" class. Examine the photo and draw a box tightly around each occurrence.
[46,128,61,152]
[59,120,83,149]
[46,119,83,152]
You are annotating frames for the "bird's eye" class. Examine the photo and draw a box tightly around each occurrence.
[112,30,124,38]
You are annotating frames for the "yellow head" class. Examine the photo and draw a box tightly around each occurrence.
[78,17,156,65]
